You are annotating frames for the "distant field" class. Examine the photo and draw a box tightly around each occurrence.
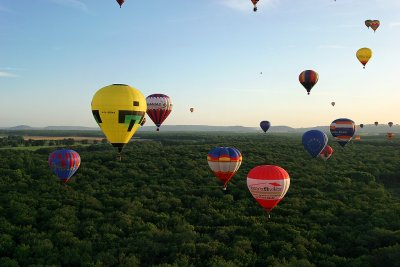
[21,136,104,141]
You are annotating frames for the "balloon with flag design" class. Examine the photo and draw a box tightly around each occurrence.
[207,147,242,190]
[49,149,81,183]
[146,94,173,131]
[330,118,356,147]
[247,165,290,218]
[302,130,328,158]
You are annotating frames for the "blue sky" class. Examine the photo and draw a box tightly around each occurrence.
[1,0,399,128]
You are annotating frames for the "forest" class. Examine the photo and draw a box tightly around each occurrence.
[0,132,399,266]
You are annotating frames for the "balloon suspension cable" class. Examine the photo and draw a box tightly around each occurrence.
[265,210,271,220]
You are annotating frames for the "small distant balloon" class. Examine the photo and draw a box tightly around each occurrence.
[302,130,328,158]
[356,48,372,69]
[251,0,259,12]
[260,121,271,133]
[299,70,319,95]
[370,20,380,32]
[190,108,194,113]
[116,0,124,8]
[375,121,379,126]
[387,132,395,140]
[360,124,364,129]
[331,102,335,107]
[388,122,393,127]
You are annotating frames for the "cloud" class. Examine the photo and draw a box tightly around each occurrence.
[317,45,348,49]
[216,0,279,12]
[0,71,17,77]
[47,0,87,11]
[390,22,400,27]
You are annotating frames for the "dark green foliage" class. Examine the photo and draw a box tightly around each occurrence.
[0,132,399,266]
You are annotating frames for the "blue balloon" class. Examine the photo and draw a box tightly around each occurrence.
[260,121,271,133]
[302,130,328,158]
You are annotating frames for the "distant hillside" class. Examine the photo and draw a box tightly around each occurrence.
[1,124,399,134]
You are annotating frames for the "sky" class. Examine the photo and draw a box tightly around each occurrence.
[1,0,400,128]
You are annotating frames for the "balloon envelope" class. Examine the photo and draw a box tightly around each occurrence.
[302,130,328,158]
[320,145,334,161]
[146,94,173,131]
[48,150,81,183]
[330,118,356,147]
[387,133,395,140]
[207,147,242,189]
[370,20,380,32]
[356,48,372,68]
[247,165,290,213]
[299,70,319,95]
[91,84,147,153]
[116,0,124,7]
[260,121,271,133]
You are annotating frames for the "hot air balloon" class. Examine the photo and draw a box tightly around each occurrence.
[354,135,361,141]
[207,147,242,190]
[251,0,259,12]
[387,132,395,140]
[247,165,290,218]
[331,102,335,107]
[356,48,372,69]
[146,94,173,131]
[260,121,271,133]
[365,20,372,28]
[299,70,319,95]
[91,84,147,160]
[190,108,194,113]
[330,118,356,147]
[319,145,333,161]
[116,0,124,8]
[48,149,81,183]
[375,121,378,126]
[302,130,328,158]
[388,122,393,127]
[370,20,380,32]
[360,124,364,129]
